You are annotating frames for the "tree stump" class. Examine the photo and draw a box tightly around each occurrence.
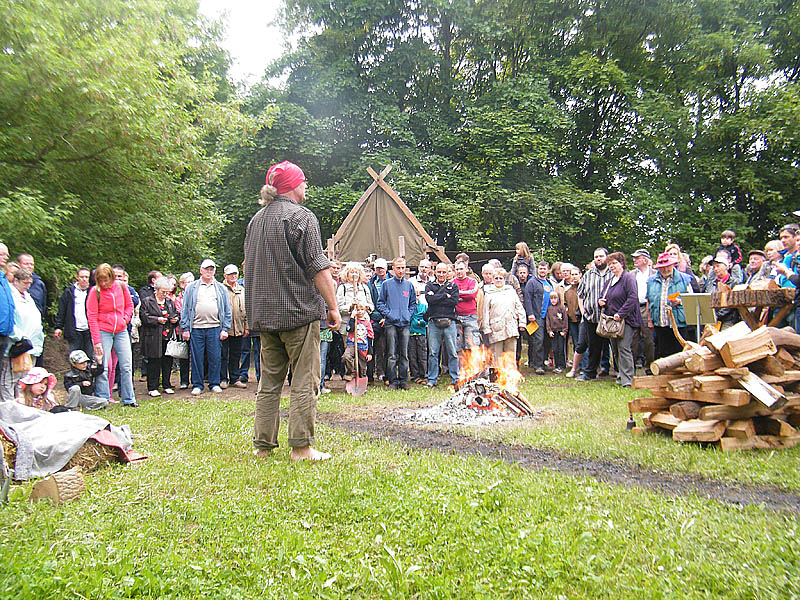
[30,466,85,505]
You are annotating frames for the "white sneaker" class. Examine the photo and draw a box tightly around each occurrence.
[163,388,175,395]
[321,387,332,394]
[148,390,161,397]
[210,385,223,393]
[191,388,202,396]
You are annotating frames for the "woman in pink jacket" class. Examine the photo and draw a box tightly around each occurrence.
[87,263,137,407]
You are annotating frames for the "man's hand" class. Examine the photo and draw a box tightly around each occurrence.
[528,315,536,322]
[182,331,190,342]
[82,380,90,386]
[327,308,341,331]
[93,342,104,362]
[158,316,167,324]
[53,329,63,338]
[220,330,229,341]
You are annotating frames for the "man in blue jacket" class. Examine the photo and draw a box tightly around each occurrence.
[0,243,16,401]
[377,257,416,390]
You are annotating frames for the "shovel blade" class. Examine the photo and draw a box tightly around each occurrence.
[347,376,367,396]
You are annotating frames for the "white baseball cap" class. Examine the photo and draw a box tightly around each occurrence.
[200,259,216,269]
[374,258,388,269]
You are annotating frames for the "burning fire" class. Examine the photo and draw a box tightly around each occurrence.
[457,347,523,395]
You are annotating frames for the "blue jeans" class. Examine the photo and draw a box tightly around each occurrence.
[319,339,330,389]
[239,333,261,382]
[385,324,410,385]
[427,321,459,385]
[456,314,481,351]
[95,330,135,404]
[190,327,221,390]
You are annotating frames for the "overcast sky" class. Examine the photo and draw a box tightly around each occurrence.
[198,0,287,86]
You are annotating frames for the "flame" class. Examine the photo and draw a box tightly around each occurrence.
[457,347,523,395]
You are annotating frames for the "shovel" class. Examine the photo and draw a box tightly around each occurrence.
[346,346,368,396]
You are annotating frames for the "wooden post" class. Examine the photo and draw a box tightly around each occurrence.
[398,235,405,259]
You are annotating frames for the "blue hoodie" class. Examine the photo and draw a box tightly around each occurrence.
[377,276,417,327]
[0,275,15,337]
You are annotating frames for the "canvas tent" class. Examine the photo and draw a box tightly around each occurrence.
[328,165,449,266]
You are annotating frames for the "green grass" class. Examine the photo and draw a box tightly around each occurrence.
[1,396,798,599]
[319,374,800,491]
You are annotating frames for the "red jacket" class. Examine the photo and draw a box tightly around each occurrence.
[86,282,133,344]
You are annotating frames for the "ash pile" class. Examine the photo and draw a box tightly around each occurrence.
[398,365,542,426]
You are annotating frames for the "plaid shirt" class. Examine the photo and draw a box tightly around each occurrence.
[244,196,330,331]
[577,264,612,323]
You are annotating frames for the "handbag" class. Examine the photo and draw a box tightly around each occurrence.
[595,284,626,339]
[8,338,33,358]
[165,338,189,360]
[433,317,452,329]
[11,351,33,373]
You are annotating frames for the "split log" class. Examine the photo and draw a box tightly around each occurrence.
[753,416,797,437]
[667,377,696,392]
[765,326,800,349]
[760,370,800,385]
[655,389,750,406]
[648,411,682,431]
[29,466,85,505]
[670,401,701,420]
[631,374,688,390]
[699,402,774,420]
[725,419,756,440]
[704,322,751,353]
[714,367,749,378]
[628,397,672,413]
[775,347,797,369]
[750,355,785,377]
[693,375,734,391]
[650,351,694,376]
[738,371,787,410]
[684,346,724,373]
[719,326,776,368]
[673,419,727,442]
[718,434,800,451]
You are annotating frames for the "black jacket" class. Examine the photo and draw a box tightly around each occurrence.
[54,284,89,342]
[140,296,178,358]
[523,277,545,320]
[63,362,103,396]
[424,281,459,320]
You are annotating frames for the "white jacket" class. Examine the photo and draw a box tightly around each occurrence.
[482,285,526,343]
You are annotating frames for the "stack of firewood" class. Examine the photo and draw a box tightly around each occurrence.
[630,322,800,450]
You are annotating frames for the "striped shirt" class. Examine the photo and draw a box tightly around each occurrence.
[577,264,612,323]
[244,196,330,332]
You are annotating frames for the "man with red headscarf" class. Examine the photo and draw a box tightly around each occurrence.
[245,161,341,461]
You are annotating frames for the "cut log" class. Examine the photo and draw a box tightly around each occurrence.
[760,370,800,384]
[667,377,696,392]
[753,416,797,437]
[719,326,776,368]
[628,397,672,413]
[775,347,797,369]
[725,419,756,439]
[631,374,688,390]
[711,287,795,309]
[656,389,750,406]
[670,401,701,420]
[718,434,800,451]
[704,322,752,352]
[651,351,694,376]
[750,355,786,377]
[648,411,682,431]
[685,346,724,373]
[673,419,727,442]
[738,371,787,410]
[765,326,800,349]
[699,402,774,420]
[693,374,734,391]
[714,367,749,379]
[29,466,85,505]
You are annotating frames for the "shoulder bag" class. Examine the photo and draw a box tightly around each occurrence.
[595,281,625,339]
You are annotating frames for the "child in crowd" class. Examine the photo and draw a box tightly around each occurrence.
[408,287,428,383]
[17,367,59,411]
[718,230,743,282]
[63,350,109,410]
[343,301,373,381]
[545,292,568,373]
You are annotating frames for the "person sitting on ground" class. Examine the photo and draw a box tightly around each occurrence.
[545,291,568,373]
[63,350,108,410]
[482,268,526,366]
[16,367,58,412]
[141,276,179,397]
[342,300,373,382]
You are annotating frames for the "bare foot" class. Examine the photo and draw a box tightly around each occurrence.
[290,446,332,462]
[254,449,273,459]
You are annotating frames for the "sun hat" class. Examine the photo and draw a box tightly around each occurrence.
[19,367,57,391]
[69,350,90,364]
[654,252,679,269]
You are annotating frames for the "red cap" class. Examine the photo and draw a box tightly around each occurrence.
[266,161,306,195]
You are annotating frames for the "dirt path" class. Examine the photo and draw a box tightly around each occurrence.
[320,411,800,514]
